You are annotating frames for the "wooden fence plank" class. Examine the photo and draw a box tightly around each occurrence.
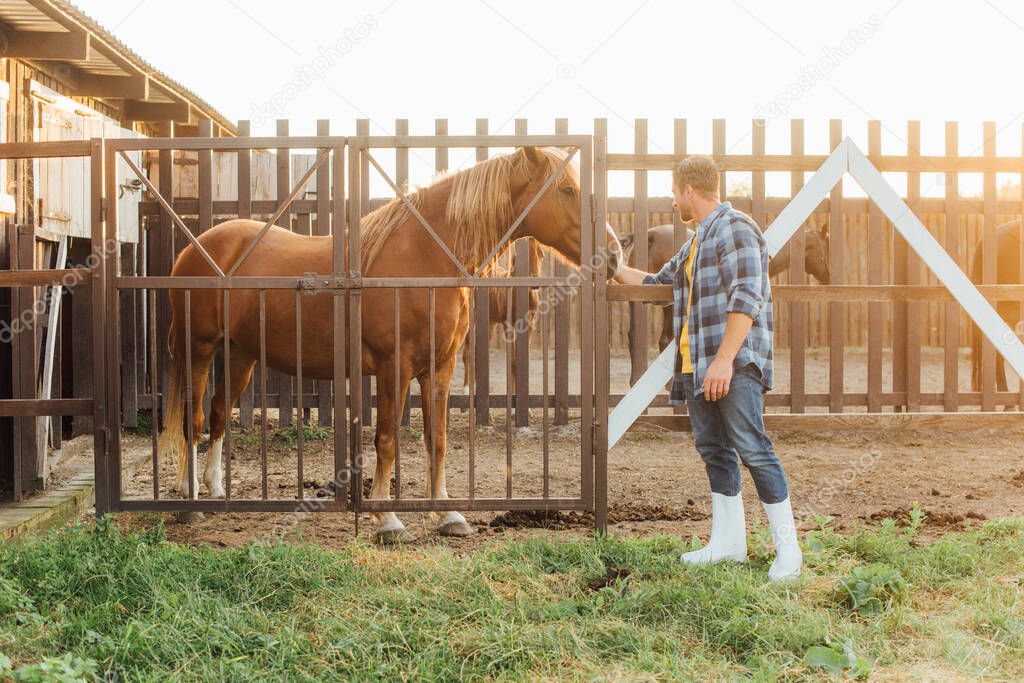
[553,118,570,425]
[789,120,807,413]
[906,121,922,412]
[276,119,293,427]
[236,120,255,428]
[981,121,997,411]
[943,122,960,412]
[867,121,884,412]
[829,120,845,413]
[629,118,649,385]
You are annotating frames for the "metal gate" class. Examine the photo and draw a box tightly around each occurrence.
[95,131,610,531]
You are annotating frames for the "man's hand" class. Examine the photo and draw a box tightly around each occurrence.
[613,264,651,285]
[702,355,733,401]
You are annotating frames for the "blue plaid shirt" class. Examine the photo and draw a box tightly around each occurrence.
[642,201,774,402]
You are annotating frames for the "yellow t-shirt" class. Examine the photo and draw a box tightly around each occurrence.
[679,241,699,373]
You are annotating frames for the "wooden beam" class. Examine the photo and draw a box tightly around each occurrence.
[0,27,89,60]
[123,100,190,123]
[68,72,148,99]
[636,412,1024,432]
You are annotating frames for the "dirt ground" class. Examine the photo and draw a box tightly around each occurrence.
[31,346,1006,549]
[103,354,1022,550]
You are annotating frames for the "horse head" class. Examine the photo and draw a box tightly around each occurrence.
[512,146,622,279]
[804,224,831,285]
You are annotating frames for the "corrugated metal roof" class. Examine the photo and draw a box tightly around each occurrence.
[0,0,236,133]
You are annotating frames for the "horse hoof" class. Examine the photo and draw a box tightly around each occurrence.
[437,519,474,537]
[176,511,205,524]
[207,487,225,499]
[375,527,414,545]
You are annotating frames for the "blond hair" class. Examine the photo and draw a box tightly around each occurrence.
[360,147,572,272]
[673,154,720,200]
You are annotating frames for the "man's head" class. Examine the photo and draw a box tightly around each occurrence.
[672,155,720,223]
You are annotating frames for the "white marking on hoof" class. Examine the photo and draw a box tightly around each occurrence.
[437,510,473,537]
[178,444,200,499]
[374,513,412,544]
[204,437,225,498]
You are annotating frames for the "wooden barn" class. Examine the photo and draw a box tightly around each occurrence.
[0,0,234,499]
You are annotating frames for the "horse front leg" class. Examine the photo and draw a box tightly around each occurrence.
[419,357,473,537]
[370,360,413,544]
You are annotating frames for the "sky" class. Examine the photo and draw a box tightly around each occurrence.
[74,0,1024,197]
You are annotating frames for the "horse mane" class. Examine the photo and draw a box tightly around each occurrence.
[359,147,572,272]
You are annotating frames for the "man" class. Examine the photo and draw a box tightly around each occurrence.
[614,155,802,581]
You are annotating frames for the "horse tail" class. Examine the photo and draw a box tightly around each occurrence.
[158,318,189,464]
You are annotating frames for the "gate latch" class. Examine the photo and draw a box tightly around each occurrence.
[299,273,345,293]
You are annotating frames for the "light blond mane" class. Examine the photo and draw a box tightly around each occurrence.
[359,147,572,272]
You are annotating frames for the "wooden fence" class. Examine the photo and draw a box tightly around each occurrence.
[118,117,1024,430]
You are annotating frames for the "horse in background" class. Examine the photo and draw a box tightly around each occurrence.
[620,223,830,350]
[460,238,544,394]
[159,146,623,543]
[969,219,1022,408]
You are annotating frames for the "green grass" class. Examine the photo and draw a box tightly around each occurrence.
[0,513,1021,681]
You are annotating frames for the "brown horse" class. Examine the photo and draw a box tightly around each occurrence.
[158,146,622,542]
[969,219,1022,406]
[460,238,544,394]
[620,223,830,349]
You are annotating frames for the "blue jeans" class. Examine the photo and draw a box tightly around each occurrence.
[681,363,789,504]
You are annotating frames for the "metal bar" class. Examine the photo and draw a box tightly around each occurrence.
[149,289,159,499]
[223,290,232,502]
[348,140,364,515]
[184,291,195,500]
[227,148,332,276]
[295,289,304,500]
[505,287,513,498]
[541,285,549,499]
[116,497,589,514]
[117,150,225,277]
[579,136,594,512]
[467,287,476,503]
[332,140,348,507]
[394,288,401,500]
[429,287,437,500]
[118,275,578,289]
[259,290,268,500]
[316,120,332,428]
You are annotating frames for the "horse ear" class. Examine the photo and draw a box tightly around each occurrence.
[521,146,545,167]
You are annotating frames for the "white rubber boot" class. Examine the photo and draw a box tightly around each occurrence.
[763,497,803,582]
[681,492,748,565]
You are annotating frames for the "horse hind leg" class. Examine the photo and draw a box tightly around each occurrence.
[205,347,256,498]
[173,340,217,498]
